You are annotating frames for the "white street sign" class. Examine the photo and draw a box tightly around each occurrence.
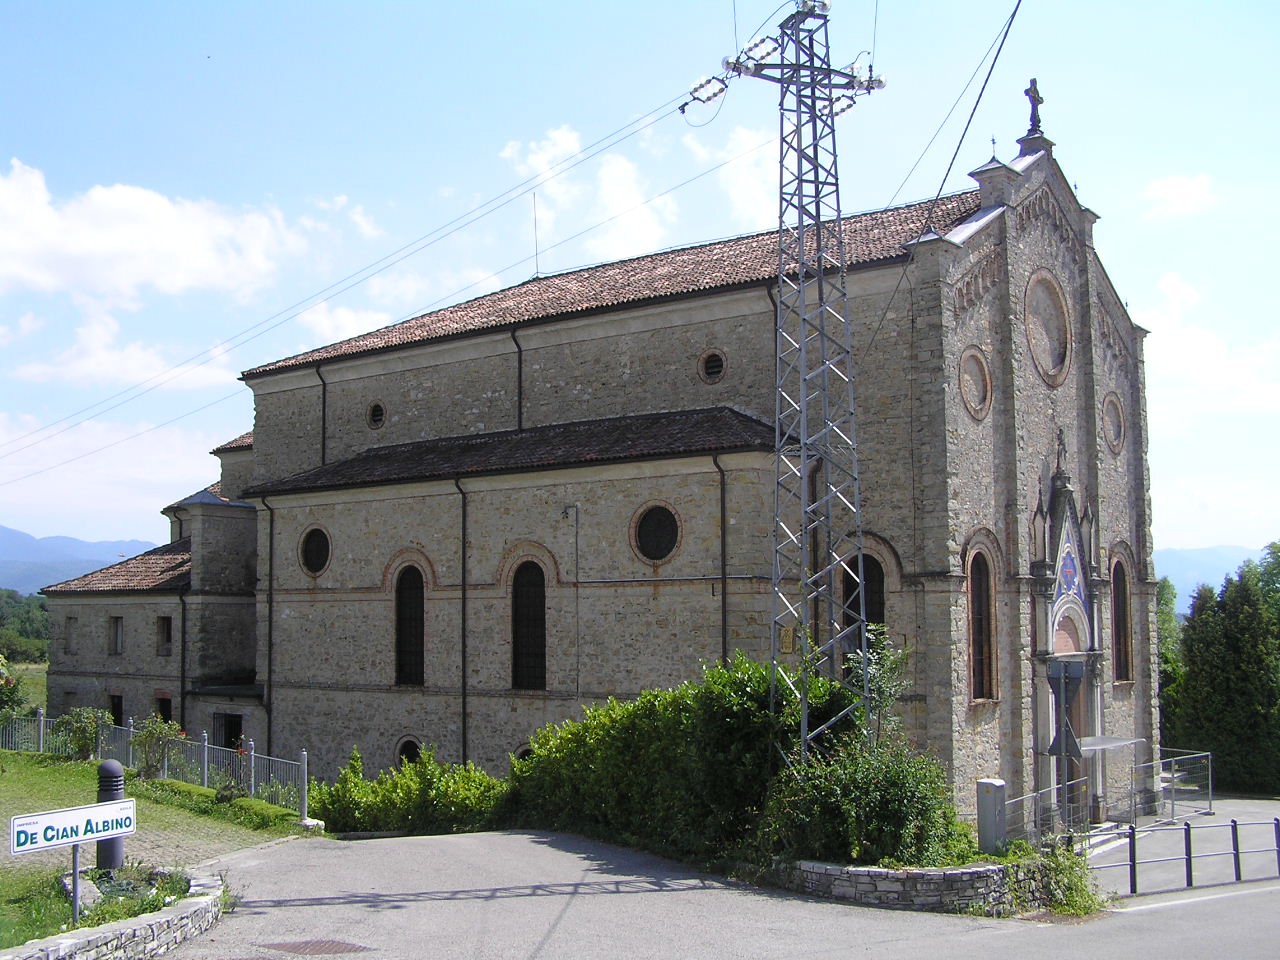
[10,799,136,855]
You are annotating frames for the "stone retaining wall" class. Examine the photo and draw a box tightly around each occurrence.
[781,858,1053,915]
[0,870,223,960]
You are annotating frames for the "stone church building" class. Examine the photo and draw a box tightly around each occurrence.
[45,119,1158,814]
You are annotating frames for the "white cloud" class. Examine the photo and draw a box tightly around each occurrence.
[348,204,383,238]
[584,154,677,261]
[0,159,305,306]
[0,312,43,346]
[683,126,775,231]
[1137,272,1280,420]
[1141,174,1218,220]
[14,307,238,389]
[0,411,231,543]
[297,302,391,344]
[499,125,585,232]
[313,195,349,212]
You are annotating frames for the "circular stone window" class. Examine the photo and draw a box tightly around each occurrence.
[397,739,421,765]
[698,349,727,384]
[367,402,387,429]
[959,346,993,421]
[1102,391,1125,454]
[633,504,680,564]
[1024,270,1072,387]
[301,527,331,575]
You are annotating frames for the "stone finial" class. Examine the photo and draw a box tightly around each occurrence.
[1024,78,1044,136]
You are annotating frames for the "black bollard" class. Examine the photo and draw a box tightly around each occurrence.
[96,759,125,871]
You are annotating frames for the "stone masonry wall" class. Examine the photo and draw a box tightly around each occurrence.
[257,454,777,777]
[45,597,183,723]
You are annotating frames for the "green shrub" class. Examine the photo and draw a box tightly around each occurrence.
[751,732,979,868]
[506,654,866,865]
[52,707,112,759]
[308,746,508,834]
[126,776,296,830]
[131,715,185,779]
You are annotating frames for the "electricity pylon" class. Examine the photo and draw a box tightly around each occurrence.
[717,1,884,757]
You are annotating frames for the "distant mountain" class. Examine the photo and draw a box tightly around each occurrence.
[1152,546,1264,615]
[0,525,156,596]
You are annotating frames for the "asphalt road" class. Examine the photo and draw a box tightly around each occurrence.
[165,829,1280,960]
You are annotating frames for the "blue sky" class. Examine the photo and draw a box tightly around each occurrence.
[0,1,1275,552]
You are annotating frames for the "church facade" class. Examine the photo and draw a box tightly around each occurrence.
[45,122,1158,815]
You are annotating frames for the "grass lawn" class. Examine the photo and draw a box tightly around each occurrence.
[11,663,46,713]
[0,750,296,950]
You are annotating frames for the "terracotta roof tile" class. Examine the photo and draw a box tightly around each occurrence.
[163,481,244,512]
[212,431,253,454]
[243,193,980,379]
[43,538,192,595]
[246,407,773,497]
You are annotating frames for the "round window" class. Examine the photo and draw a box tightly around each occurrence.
[1024,270,1072,387]
[397,739,421,765]
[1102,392,1125,454]
[958,346,992,421]
[635,505,679,563]
[301,528,331,575]
[699,350,727,383]
[367,402,386,429]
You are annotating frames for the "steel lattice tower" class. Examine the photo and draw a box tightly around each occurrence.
[724,2,881,757]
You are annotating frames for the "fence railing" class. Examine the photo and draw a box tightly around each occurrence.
[1085,818,1280,896]
[1004,775,1090,845]
[0,710,309,817]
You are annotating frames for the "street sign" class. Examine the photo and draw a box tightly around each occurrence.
[10,799,136,855]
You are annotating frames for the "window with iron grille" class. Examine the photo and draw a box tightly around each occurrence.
[156,616,173,657]
[969,552,996,700]
[1112,561,1133,682]
[511,561,546,690]
[395,566,425,686]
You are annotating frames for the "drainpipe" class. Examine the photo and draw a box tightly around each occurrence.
[509,330,524,430]
[177,586,189,728]
[713,455,729,665]
[316,365,329,465]
[453,479,469,763]
[263,496,276,754]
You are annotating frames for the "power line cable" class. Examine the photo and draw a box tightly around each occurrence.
[0,94,688,461]
[860,0,1023,361]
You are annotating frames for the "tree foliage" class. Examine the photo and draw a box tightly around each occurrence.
[0,590,48,662]
[1156,576,1185,746]
[1175,566,1280,793]
[0,653,26,717]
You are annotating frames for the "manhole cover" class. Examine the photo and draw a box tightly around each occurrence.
[258,942,373,956]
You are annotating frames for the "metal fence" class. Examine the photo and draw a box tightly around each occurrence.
[1110,748,1213,826]
[1085,817,1280,896]
[1004,775,1091,845]
[0,710,308,816]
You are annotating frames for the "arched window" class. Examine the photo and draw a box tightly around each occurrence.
[843,555,886,628]
[1112,561,1132,681]
[969,551,996,700]
[395,566,425,686]
[512,561,546,690]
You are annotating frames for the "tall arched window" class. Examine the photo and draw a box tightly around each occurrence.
[1112,561,1132,682]
[512,561,546,690]
[395,566,425,686]
[843,555,886,628]
[969,552,996,700]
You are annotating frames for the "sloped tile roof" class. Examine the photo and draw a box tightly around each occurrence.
[243,192,981,379]
[43,538,192,595]
[246,407,773,497]
[212,431,253,453]
[163,481,247,512]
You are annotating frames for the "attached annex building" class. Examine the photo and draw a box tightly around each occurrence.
[45,121,1158,814]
